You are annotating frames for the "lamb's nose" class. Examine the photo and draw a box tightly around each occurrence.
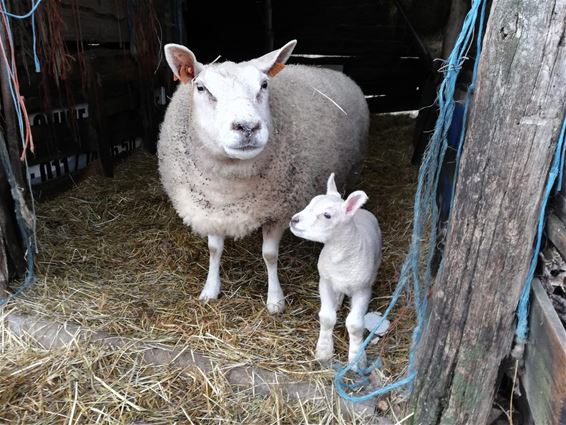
[291,216,300,225]
[232,121,261,136]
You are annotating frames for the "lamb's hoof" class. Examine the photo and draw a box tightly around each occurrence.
[266,292,286,314]
[315,342,334,362]
[348,352,367,372]
[199,286,220,302]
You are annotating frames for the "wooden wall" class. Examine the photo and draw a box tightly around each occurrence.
[183,0,431,113]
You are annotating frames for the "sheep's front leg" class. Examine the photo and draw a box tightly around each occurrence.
[315,279,340,362]
[262,225,286,313]
[199,234,224,301]
[346,288,371,370]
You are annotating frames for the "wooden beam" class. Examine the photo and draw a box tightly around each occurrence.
[547,213,566,260]
[0,22,24,189]
[523,279,566,424]
[0,224,7,297]
[410,0,566,423]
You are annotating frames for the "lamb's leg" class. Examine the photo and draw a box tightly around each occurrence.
[199,234,224,301]
[315,279,341,362]
[346,288,371,370]
[262,225,286,313]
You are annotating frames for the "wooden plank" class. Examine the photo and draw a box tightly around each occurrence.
[0,223,7,297]
[524,279,566,425]
[547,213,566,260]
[553,192,566,224]
[410,0,566,423]
[60,0,128,43]
[366,94,421,114]
[0,23,24,189]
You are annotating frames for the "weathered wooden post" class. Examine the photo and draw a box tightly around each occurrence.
[410,0,566,423]
[0,16,27,297]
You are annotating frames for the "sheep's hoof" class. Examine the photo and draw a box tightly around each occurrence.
[199,286,220,302]
[266,292,286,313]
[266,299,285,314]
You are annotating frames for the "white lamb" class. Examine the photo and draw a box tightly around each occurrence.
[290,173,382,368]
[158,40,369,313]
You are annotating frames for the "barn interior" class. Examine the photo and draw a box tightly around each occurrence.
[0,1,478,423]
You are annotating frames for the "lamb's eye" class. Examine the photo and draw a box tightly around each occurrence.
[323,212,332,219]
[196,84,205,92]
[261,80,268,89]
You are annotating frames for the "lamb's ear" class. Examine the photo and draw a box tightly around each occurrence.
[343,191,368,216]
[251,40,297,77]
[164,44,203,84]
[326,173,340,197]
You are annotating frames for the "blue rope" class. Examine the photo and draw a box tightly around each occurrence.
[335,0,488,402]
[0,0,42,306]
[514,117,566,351]
[0,0,42,72]
[0,0,43,19]
[31,1,41,72]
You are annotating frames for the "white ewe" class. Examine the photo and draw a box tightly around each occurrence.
[290,173,382,368]
[158,40,369,313]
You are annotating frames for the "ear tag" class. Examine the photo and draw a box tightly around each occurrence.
[268,62,285,77]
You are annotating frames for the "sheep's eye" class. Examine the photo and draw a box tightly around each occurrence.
[261,80,268,89]
[323,212,332,219]
[196,84,205,92]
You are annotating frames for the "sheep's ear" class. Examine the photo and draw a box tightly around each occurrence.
[165,44,203,84]
[326,173,340,197]
[343,191,368,216]
[251,40,297,77]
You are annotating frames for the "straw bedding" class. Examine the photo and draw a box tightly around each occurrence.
[1,114,418,423]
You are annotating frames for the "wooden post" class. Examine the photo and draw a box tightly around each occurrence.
[410,0,566,424]
[0,21,24,189]
[0,12,27,292]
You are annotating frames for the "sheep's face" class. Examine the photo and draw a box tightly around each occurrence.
[290,173,368,244]
[191,63,271,160]
[165,41,297,161]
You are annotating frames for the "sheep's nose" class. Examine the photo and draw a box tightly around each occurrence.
[290,215,300,225]
[232,121,261,136]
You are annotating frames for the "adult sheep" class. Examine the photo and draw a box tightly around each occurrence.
[158,40,369,313]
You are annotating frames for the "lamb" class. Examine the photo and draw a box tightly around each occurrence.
[157,40,369,313]
[289,173,382,368]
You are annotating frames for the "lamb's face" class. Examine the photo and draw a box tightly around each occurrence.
[290,194,344,244]
[290,173,369,244]
[164,40,297,161]
[191,63,272,160]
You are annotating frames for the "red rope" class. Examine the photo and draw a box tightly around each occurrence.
[0,1,34,159]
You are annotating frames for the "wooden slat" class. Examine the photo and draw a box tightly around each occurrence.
[60,0,128,43]
[553,192,566,224]
[523,278,566,425]
[546,213,566,260]
[366,94,421,113]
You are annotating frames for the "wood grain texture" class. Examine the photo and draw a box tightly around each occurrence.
[410,0,566,423]
[60,0,128,43]
[524,279,566,425]
[547,213,566,260]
